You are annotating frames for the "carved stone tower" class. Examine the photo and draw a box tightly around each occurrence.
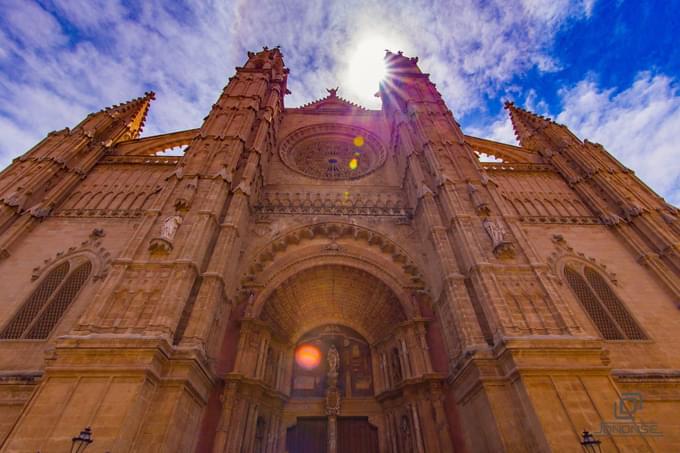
[0,48,678,453]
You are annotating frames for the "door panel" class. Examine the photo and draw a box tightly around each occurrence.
[286,417,328,453]
[338,417,378,453]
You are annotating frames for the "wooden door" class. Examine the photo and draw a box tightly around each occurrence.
[286,417,328,453]
[337,417,379,453]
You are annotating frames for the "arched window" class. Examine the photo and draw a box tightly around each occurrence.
[564,264,646,340]
[0,259,92,340]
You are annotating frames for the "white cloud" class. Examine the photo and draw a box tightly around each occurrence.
[1,0,66,49]
[0,0,594,169]
[556,73,680,205]
[469,72,680,205]
[467,115,517,146]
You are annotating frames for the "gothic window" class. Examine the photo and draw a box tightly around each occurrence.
[563,264,646,340]
[0,259,92,340]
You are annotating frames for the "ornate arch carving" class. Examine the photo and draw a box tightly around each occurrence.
[247,253,418,324]
[242,222,424,288]
[547,234,618,285]
[30,228,112,282]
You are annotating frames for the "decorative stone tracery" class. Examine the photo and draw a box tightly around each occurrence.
[278,123,387,180]
[30,228,111,282]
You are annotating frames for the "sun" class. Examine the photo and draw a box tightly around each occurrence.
[343,36,390,106]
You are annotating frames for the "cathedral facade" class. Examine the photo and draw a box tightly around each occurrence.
[0,48,679,452]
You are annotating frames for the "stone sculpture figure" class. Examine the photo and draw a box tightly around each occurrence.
[482,218,506,248]
[160,215,183,241]
[327,344,339,375]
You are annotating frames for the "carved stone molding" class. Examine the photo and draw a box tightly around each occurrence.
[519,215,601,225]
[31,228,111,281]
[53,208,145,218]
[243,222,423,285]
[255,190,413,218]
[149,237,173,255]
[547,234,618,284]
[99,155,180,166]
[481,162,555,172]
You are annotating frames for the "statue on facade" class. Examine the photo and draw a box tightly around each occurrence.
[327,344,339,376]
[160,215,183,241]
[149,214,183,254]
[482,218,505,248]
[482,218,515,258]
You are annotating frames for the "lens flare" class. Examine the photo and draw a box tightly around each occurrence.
[353,136,365,147]
[295,344,321,370]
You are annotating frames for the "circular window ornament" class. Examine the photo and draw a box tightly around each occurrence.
[279,124,386,180]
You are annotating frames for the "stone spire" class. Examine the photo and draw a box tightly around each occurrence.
[88,91,156,142]
[504,101,554,150]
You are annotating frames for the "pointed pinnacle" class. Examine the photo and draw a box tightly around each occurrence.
[504,102,553,146]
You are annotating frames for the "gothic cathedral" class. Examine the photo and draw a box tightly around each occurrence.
[0,48,679,453]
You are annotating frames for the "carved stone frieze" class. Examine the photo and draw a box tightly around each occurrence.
[99,155,180,165]
[481,162,554,172]
[54,208,145,218]
[243,222,423,286]
[255,190,413,218]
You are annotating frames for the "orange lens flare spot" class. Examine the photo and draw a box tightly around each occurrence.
[353,136,365,147]
[295,344,321,370]
[349,158,359,170]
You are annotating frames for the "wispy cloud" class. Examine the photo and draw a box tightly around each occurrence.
[0,0,595,167]
[556,72,680,205]
[472,71,680,205]
[3,0,676,206]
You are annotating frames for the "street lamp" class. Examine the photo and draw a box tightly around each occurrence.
[71,427,93,453]
[580,430,602,453]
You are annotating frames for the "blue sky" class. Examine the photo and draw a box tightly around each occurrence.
[1,0,679,204]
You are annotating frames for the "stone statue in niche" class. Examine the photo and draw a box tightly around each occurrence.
[482,218,505,246]
[149,214,183,254]
[482,218,515,259]
[327,344,339,376]
[160,215,183,241]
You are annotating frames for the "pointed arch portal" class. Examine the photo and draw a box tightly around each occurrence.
[211,259,454,453]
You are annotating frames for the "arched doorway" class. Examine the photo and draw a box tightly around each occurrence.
[211,263,454,452]
[286,325,378,453]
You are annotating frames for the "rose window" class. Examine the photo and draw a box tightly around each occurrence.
[279,124,386,181]
[292,139,371,180]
